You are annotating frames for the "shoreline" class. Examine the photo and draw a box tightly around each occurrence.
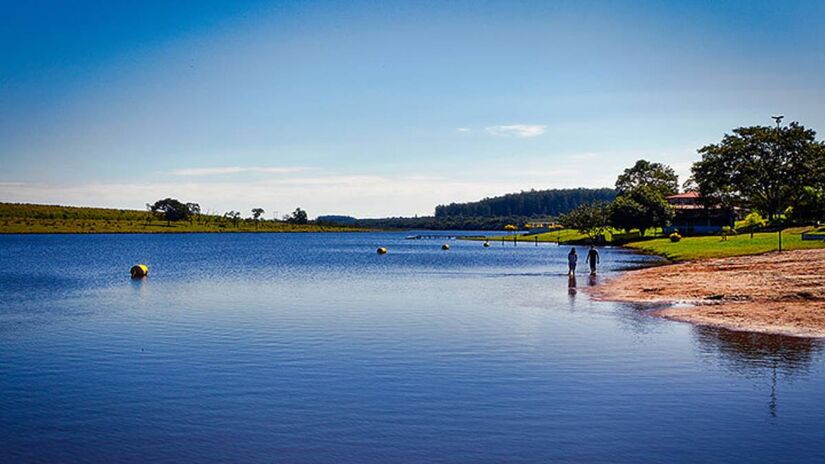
[590,248,825,338]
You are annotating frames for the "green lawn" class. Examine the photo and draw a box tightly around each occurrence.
[625,227,825,261]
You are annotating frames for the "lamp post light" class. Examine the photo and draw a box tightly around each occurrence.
[772,115,785,252]
[771,115,784,128]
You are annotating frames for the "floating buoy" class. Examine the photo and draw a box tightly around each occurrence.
[441,244,450,250]
[483,241,491,247]
[377,247,388,254]
[130,264,148,278]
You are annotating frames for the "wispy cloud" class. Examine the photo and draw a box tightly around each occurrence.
[169,166,309,176]
[485,124,546,138]
[456,127,471,133]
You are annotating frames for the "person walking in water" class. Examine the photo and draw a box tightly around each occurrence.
[567,248,578,275]
[587,245,600,275]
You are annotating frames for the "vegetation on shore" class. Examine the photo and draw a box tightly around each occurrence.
[0,203,365,234]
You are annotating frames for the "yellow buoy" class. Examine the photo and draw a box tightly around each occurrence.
[130,264,149,278]
[377,247,388,255]
[441,244,450,250]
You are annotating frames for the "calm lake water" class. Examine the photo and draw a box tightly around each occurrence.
[1,232,824,463]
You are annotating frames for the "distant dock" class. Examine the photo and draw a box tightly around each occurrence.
[405,234,486,240]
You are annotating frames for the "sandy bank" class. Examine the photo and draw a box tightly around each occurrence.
[591,248,825,338]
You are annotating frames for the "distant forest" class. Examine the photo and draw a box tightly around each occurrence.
[343,215,539,231]
[315,188,618,231]
[434,188,617,218]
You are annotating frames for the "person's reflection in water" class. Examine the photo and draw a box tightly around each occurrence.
[568,274,577,299]
[588,273,598,287]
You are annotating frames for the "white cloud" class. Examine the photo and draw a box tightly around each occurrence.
[456,127,471,133]
[169,166,308,176]
[485,124,546,138]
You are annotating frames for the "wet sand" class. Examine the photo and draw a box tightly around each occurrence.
[591,248,825,338]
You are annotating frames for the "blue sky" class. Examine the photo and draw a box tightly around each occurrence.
[2,0,824,217]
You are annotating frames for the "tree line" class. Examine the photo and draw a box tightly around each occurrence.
[434,188,617,218]
[146,199,311,227]
[342,215,545,231]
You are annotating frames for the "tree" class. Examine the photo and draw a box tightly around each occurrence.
[286,208,308,225]
[691,122,825,220]
[608,187,674,237]
[788,186,825,225]
[615,160,679,197]
[223,210,241,227]
[559,202,610,242]
[625,186,675,236]
[609,196,646,233]
[740,211,767,238]
[186,202,201,224]
[150,198,191,226]
[251,208,265,229]
[144,203,154,225]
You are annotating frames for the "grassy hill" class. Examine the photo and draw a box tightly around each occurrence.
[0,203,364,234]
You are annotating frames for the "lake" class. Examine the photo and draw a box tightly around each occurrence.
[1,232,824,463]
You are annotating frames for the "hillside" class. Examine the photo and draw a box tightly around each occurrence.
[0,203,362,234]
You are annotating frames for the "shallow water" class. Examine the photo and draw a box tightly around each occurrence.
[1,232,824,463]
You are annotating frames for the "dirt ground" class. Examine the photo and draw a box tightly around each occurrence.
[590,248,825,338]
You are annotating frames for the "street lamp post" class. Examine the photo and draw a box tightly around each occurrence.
[772,115,784,252]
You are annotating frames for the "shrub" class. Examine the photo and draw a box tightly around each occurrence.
[669,232,682,242]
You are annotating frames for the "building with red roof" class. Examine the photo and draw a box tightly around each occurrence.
[664,191,738,235]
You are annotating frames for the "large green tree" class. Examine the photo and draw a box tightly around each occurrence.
[691,122,825,219]
[559,202,610,242]
[150,198,192,225]
[609,186,674,236]
[615,160,679,197]
[627,186,675,236]
[608,196,646,233]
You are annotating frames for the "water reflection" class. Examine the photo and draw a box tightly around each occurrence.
[693,326,822,375]
[587,273,598,287]
[693,326,824,417]
[129,276,149,298]
[567,274,577,298]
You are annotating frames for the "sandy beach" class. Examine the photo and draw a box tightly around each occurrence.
[591,248,825,338]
